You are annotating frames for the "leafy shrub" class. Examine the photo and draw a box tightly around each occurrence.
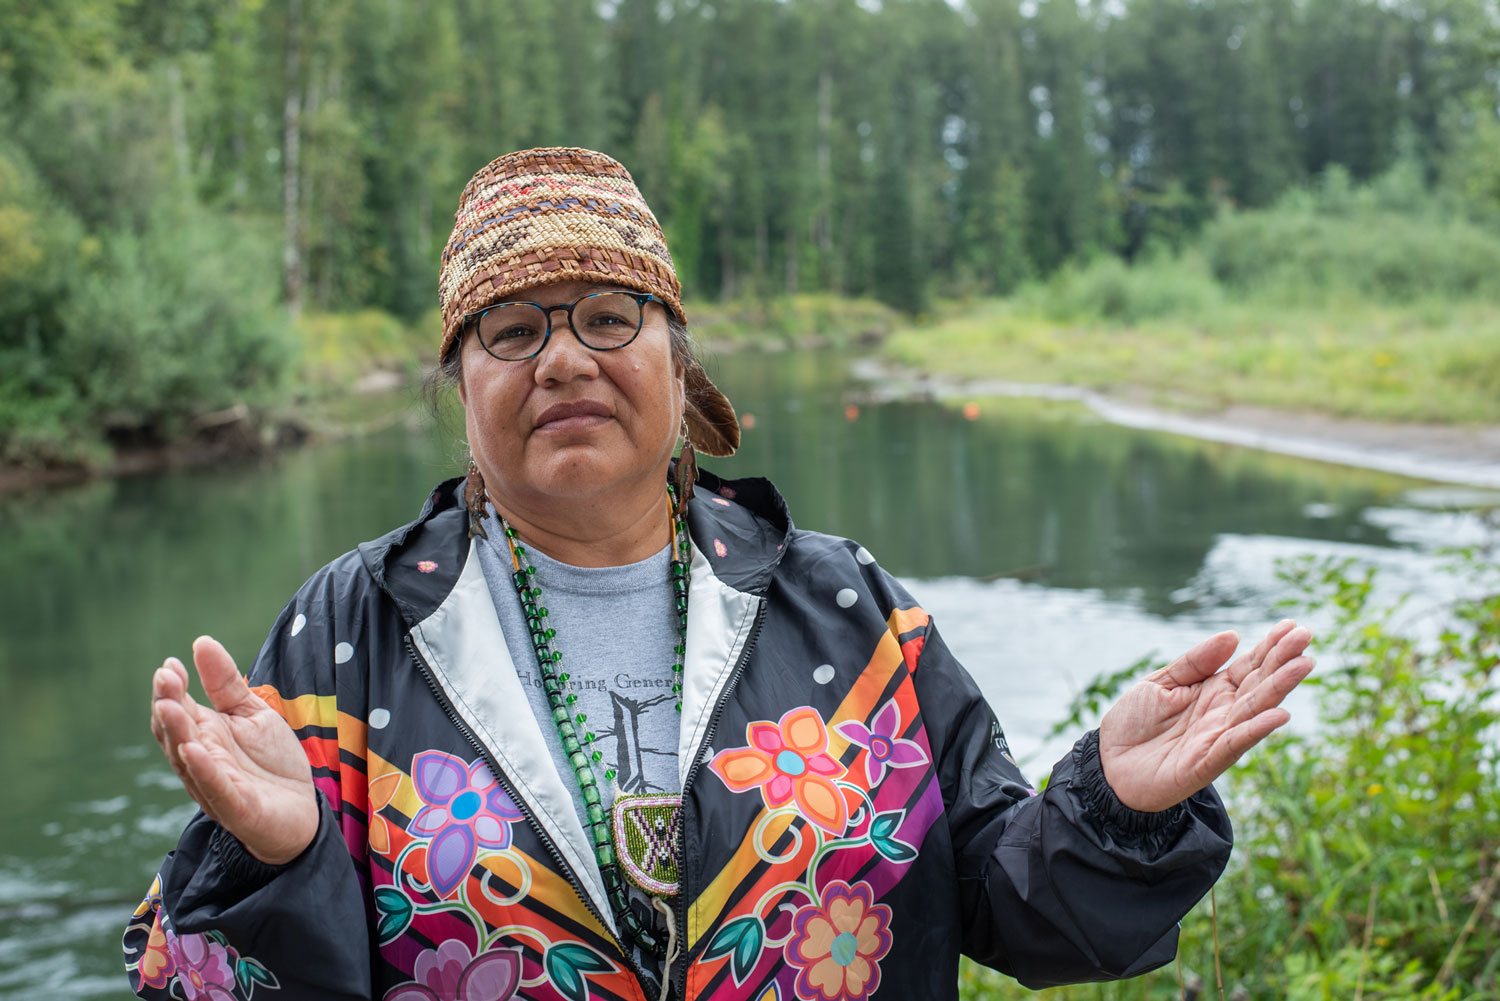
[295,309,431,389]
[1015,251,1225,325]
[53,202,292,444]
[960,528,1500,1000]
[1200,170,1500,305]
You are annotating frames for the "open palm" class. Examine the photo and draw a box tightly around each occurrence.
[150,636,320,865]
[1098,620,1314,813]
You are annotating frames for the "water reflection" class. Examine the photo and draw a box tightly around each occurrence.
[0,348,1490,999]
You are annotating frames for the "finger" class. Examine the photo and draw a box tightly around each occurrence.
[192,636,260,716]
[1159,631,1239,688]
[179,739,239,827]
[1227,654,1315,728]
[1242,630,1314,693]
[1237,626,1313,694]
[152,697,210,804]
[153,659,193,708]
[1203,706,1293,778]
[1227,619,1297,686]
[1271,625,1312,665]
[167,655,190,687]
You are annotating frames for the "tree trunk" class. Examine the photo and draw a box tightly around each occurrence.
[282,0,304,317]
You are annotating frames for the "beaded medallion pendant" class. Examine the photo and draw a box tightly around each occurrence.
[610,794,683,896]
[498,488,691,955]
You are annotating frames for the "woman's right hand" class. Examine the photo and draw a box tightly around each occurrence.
[150,636,320,866]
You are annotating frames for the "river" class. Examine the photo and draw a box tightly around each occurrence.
[1,348,1494,999]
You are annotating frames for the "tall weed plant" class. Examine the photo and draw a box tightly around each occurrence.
[962,527,1500,1000]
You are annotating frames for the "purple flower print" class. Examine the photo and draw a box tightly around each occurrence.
[835,700,927,787]
[169,931,238,1001]
[408,751,525,898]
[384,941,523,1001]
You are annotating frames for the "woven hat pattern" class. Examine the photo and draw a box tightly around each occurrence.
[438,148,684,361]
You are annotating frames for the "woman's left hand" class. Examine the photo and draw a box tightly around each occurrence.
[1097,620,1314,813]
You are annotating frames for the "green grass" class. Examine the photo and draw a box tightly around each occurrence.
[690,294,899,349]
[885,169,1500,427]
[884,296,1500,425]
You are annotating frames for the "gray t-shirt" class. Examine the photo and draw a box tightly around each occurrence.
[476,531,683,813]
[475,524,682,987]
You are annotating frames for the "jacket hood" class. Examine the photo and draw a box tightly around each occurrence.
[357,466,794,629]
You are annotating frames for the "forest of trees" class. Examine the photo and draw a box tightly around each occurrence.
[1,0,1498,464]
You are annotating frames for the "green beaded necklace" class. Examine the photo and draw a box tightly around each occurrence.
[498,489,691,957]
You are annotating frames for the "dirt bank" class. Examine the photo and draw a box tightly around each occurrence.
[851,357,1500,490]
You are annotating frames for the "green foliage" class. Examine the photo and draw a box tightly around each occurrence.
[1200,167,1500,305]
[1205,545,1500,999]
[3,0,1499,469]
[55,202,291,438]
[888,163,1500,425]
[294,309,432,388]
[0,152,293,467]
[690,295,899,348]
[1016,252,1225,325]
[17,62,178,232]
[960,530,1500,1000]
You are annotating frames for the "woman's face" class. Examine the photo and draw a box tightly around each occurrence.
[458,279,685,515]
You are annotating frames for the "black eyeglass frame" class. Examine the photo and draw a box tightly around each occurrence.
[461,290,659,362]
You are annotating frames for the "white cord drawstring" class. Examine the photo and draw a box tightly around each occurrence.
[652,896,681,1001]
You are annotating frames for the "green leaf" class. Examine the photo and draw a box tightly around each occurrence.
[234,957,279,998]
[869,810,918,863]
[703,915,765,986]
[244,958,279,989]
[545,941,615,1001]
[373,886,414,945]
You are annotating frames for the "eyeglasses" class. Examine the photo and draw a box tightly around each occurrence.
[462,291,657,362]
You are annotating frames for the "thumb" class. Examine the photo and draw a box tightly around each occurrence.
[191,636,259,715]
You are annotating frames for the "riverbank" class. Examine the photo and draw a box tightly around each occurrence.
[0,296,896,494]
[883,297,1500,426]
[852,357,1500,490]
[9,291,1500,495]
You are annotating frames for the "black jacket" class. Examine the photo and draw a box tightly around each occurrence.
[125,470,1232,1001]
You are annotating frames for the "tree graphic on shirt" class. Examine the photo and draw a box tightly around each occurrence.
[600,691,674,793]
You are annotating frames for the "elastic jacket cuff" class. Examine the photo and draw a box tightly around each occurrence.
[1073,729,1187,843]
[207,800,328,894]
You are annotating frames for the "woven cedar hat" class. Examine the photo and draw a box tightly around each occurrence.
[439,146,738,456]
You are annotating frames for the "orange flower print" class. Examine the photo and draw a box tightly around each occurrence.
[786,880,892,1001]
[709,707,848,834]
[138,913,177,990]
[368,769,403,855]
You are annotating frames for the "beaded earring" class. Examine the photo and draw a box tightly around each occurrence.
[465,457,490,540]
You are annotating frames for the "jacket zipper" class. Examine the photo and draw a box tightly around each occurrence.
[672,601,768,998]
[403,636,653,993]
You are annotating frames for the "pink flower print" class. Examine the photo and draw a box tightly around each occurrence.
[408,751,524,898]
[719,486,736,499]
[168,931,238,1001]
[417,560,438,574]
[714,539,728,558]
[710,707,849,834]
[384,941,522,1001]
[835,700,928,788]
[785,880,893,1001]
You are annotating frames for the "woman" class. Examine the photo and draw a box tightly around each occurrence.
[126,147,1313,1001]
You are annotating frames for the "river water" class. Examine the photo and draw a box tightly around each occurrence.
[1,348,1494,999]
